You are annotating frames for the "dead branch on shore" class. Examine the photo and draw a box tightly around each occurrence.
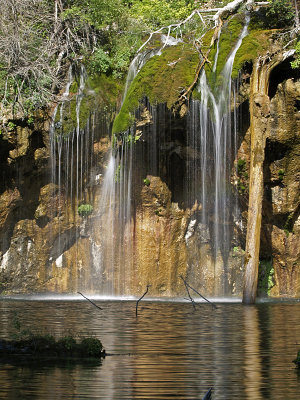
[136,284,150,317]
[180,275,217,309]
[78,292,103,311]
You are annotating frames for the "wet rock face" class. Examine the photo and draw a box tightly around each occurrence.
[134,176,189,296]
[0,113,109,294]
[0,58,299,298]
[262,73,300,296]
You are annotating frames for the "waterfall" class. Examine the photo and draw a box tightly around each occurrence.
[96,16,250,297]
[186,16,250,294]
[49,64,97,267]
[98,135,134,295]
[122,34,182,103]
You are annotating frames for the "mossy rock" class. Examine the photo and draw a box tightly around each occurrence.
[54,73,122,136]
[0,335,104,360]
[201,14,244,86]
[232,29,272,78]
[112,42,199,134]
[86,74,123,109]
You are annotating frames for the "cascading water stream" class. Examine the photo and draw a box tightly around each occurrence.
[122,34,182,104]
[49,64,98,270]
[186,15,250,294]
[97,16,249,297]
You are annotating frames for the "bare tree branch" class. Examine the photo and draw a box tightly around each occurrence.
[78,291,103,311]
[136,284,150,317]
[180,275,217,309]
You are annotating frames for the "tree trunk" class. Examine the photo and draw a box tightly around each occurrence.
[242,55,282,304]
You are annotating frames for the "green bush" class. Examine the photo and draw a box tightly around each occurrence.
[258,259,275,296]
[80,337,103,357]
[58,336,77,352]
[237,158,246,175]
[265,0,294,29]
[78,204,93,217]
[89,48,111,75]
[278,169,284,181]
[291,40,300,69]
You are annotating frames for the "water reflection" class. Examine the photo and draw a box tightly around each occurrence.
[244,306,262,399]
[0,300,299,399]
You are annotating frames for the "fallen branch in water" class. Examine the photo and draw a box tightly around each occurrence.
[78,292,103,311]
[180,275,217,309]
[182,278,197,310]
[136,284,150,317]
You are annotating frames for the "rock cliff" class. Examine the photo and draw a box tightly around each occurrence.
[0,13,299,298]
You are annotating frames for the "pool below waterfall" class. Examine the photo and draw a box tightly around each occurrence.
[0,297,299,399]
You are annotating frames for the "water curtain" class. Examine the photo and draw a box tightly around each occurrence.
[98,17,250,296]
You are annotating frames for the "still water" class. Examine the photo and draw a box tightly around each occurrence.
[0,297,299,399]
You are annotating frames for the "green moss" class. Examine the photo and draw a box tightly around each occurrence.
[54,74,123,136]
[232,29,272,78]
[216,16,243,74]
[69,81,79,94]
[86,74,123,108]
[284,212,294,235]
[278,169,284,181]
[258,259,275,296]
[203,15,244,85]
[113,43,199,134]
[237,158,246,174]
[78,203,93,217]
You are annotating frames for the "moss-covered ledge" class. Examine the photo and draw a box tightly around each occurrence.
[112,42,200,134]
[54,73,122,136]
[112,11,273,135]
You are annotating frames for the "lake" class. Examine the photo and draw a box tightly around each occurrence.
[0,296,299,399]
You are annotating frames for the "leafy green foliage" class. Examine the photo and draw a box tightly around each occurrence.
[278,169,285,181]
[1,0,295,119]
[265,0,294,29]
[237,158,246,174]
[80,337,103,357]
[89,49,112,75]
[78,203,93,217]
[291,40,300,69]
[128,0,195,29]
[8,311,104,358]
[284,212,295,235]
[58,336,77,352]
[143,178,150,186]
[258,259,275,296]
